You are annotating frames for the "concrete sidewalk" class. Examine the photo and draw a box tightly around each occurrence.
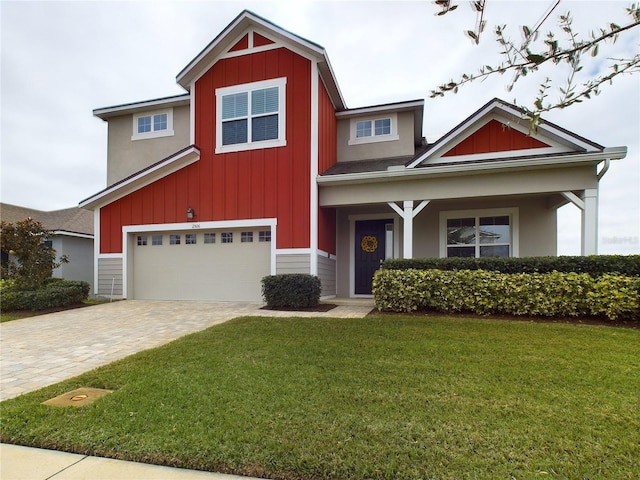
[1,299,374,479]
[0,443,257,480]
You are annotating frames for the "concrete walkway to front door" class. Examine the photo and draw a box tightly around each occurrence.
[1,299,374,401]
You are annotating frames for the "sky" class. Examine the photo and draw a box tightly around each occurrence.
[1,0,638,255]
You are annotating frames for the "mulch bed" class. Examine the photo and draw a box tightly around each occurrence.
[260,304,337,312]
[371,308,640,329]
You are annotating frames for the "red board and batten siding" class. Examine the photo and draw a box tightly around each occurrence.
[100,47,313,254]
[443,119,548,156]
[317,78,337,255]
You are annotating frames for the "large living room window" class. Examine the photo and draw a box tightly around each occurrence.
[132,109,174,141]
[216,78,286,153]
[440,208,519,258]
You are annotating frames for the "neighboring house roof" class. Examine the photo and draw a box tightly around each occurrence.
[0,203,93,237]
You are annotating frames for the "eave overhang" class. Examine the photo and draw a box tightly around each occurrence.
[93,94,190,120]
[317,147,627,187]
[79,146,200,210]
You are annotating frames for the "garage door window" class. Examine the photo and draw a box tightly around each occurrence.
[186,234,197,245]
[204,233,216,244]
[221,232,233,244]
[259,230,271,242]
[152,235,163,246]
[241,232,253,243]
[137,236,147,246]
[170,235,181,245]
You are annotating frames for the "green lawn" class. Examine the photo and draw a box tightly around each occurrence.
[1,315,639,479]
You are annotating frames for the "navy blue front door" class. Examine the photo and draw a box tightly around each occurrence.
[354,219,390,295]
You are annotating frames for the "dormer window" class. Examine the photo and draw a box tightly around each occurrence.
[216,78,286,154]
[349,113,398,145]
[132,109,174,140]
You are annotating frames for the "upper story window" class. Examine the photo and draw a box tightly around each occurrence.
[349,113,398,145]
[216,78,286,154]
[132,109,174,141]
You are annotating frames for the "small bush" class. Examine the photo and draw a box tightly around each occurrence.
[1,280,90,312]
[261,274,322,308]
[383,255,640,277]
[373,269,640,320]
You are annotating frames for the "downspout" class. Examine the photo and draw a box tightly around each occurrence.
[597,158,610,181]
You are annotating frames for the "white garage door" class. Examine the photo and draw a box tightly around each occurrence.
[132,228,271,301]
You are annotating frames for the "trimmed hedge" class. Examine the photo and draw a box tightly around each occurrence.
[382,255,640,277]
[373,269,640,320]
[1,280,90,312]
[261,274,322,308]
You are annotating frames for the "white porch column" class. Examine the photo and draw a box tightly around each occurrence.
[561,189,599,255]
[582,189,599,255]
[388,200,430,259]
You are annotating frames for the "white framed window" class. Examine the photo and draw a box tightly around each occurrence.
[204,233,216,244]
[215,78,286,154]
[241,231,253,243]
[132,108,174,141]
[185,233,197,245]
[349,113,398,145]
[439,208,519,258]
[170,234,181,245]
[152,235,163,246]
[137,235,147,246]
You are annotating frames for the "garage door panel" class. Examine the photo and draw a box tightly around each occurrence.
[132,229,270,301]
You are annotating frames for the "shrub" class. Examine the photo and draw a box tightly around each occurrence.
[382,255,640,277]
[0,280,90,312]
[373,269,640,320]
[261,274,322,308]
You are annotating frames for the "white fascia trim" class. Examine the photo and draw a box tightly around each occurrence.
[276,248,312,255]
[79,146,200,209]
[425,146,568,166]
[93,94,189,120]
[189,87,196,145]
[93,209,101,294]
[318,149,627,186]
[122,218,277,234]
[310,61,319,275]
[97,253,123,259]
[336,100,424,118]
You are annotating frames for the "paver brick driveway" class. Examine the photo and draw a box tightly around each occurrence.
[1,299,373,401]
[0,300,267,401]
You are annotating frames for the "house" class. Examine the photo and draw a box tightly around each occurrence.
[79,10,627,302]
[0,203,94,290]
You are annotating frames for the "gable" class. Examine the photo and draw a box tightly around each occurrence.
[443,119,549,157]
[176,10,345,110]
[408,99,603,169]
